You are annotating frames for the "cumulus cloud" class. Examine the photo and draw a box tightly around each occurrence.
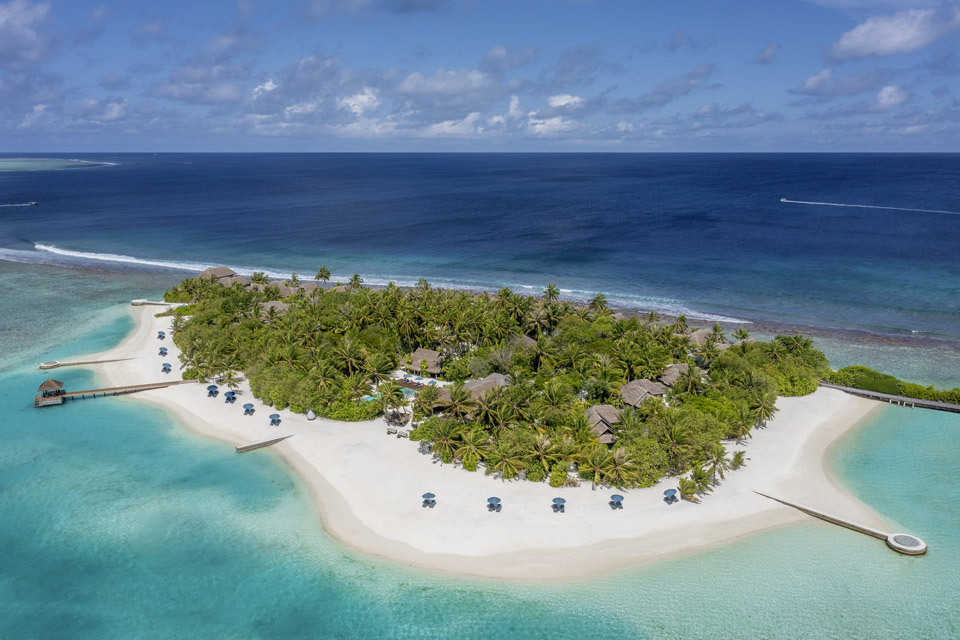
[338,87,380,115]
[252,78,277,98]
[527,113,579,137]
[830,5,960,60]
[608,63,718,113]
[755,42,781,64]
[808,84,912,118]
[547,94,583,108]
[790,67,892,97]
[420,111,483,137]
[397,68,493,95]
[0,0,52,71]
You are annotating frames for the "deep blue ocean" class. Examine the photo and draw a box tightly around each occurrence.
[1,154,959,638]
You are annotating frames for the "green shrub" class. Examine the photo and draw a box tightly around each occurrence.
[322,400,382,422]
[549,463,568,488]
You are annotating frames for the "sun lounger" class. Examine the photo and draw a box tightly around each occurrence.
[552,504,559,513]
[617,502,624,509]
[559,504,565,513]
[428,500,436,508]
[495,504,501,512]
[387,427,397,434]
[422,500,430,508]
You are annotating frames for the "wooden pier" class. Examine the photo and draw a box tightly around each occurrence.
[755,491,927,555]
[236,435,293,453]
[820,382,960,414]
[39,358,133,370]
[34,379,199,407]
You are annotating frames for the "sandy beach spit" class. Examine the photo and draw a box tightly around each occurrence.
[76,305,886,580]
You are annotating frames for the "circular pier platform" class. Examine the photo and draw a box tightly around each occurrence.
[39,361,60,369]
[886,533,927,555]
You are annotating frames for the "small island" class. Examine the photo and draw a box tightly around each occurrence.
[164,267,831,501]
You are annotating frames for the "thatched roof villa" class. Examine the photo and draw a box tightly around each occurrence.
[437,372,510,403]
[38,378,64,397]
[620,378,667,408]
[408,348,445,377]
[585,404,620,445]
[259,300,290,318]
[198,266,237,281]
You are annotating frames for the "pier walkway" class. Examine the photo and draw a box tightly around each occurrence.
[236,435,293,453]
[34,380,199,407]
[39,358,133,370]
[755,491,927,555]
[820,382,960,414]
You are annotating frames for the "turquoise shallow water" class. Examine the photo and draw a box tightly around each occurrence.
[2,263,959,638]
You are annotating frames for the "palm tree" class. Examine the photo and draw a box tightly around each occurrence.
[588,293,608,314]
[678,478,700,503]
[343,372,370,401]
[219,370,242,390]
[577,443,613,487]
[379,382,407,416]
[730,450,748,470]
[431,420,461,463]
[703,443,730,485]
[710,322,726,343]
[413,384,440,420]
[443,382,475,423]
[733,327,750,342]
[749,392,777,429]
[733,405,753,444]
[287,273,300,287]
[348,273,364,292]
[332,337,365,374]
[315,266,331,284]
[364,352,395,388]
[543,283,560,303]
[485,440,524,479]
[671,314,689,334]
[674,366,701,395]
[528,434,559,474]
[601,448,639,488]
[251,271,268,285]
[455,429,489,468]
[690,465,713,496]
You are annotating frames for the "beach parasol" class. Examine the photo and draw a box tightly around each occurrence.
[552,497,566,505]
[488,497,501,504]
[269,414,280,420]
[162,363,171,368]
[610,494,625,502]
[207,385,218,391]
[243,403,254,409]
[664,489,677,497]
[224,391,236,397]
[422,492,436,499]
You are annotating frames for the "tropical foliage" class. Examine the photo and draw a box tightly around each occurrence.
[826,365,960,404]
[163,274,833,490]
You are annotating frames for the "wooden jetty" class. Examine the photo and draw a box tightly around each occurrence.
[755,491,927,555]
[39,358,133,370]
[820,382,960,414]
[236,435,293,453]
[34,378,199,407]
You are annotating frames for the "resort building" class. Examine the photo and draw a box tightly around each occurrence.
[408,348,445,377]
[620,378,668,408]
[688,328,713,347]
[585,404,620,445]
[437,373,510,403]
[198,266,237,281]
[259,300,290,317]
[660,363,690,387]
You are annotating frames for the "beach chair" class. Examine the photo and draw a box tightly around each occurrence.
[422,499,430,508]
[495,504,502,512]
[559,504,565,513]
[671,495,679,504]
[609,501,617,510]
[488,503,495,512]
[617,501,624,509]
[428,500,436,508]
[552,504,559,513]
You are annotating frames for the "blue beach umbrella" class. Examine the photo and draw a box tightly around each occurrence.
[611,494,625,502]
[664,489,677,497]
[243,403,254,409]
[162,363,171,368]
[552,497,566,505]
[422,492,436,499]
[269,414,280,420]
[224,391,236,397]
[207,385,218,391]
[488,497,501,504]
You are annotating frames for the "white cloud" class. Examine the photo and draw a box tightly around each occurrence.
[873,85,910,110]
[831,5,960,60]
[755,42,781,64]
[791,67,891,96]
[396,68,493,95]
[547,94,583,108]
[420,111,483,137]
[337,87,380,115]
[0,0,51,71]
[508,95,522,119]
[253,78,277,98]
[527,113,578,137]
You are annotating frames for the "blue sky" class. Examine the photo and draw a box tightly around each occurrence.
[2,0,959,151]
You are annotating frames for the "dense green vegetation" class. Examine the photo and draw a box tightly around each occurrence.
[826,365,960,404]
[164,273,831,495]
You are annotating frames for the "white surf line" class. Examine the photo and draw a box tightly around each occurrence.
[0,203,37,207]
[780,197,960,216]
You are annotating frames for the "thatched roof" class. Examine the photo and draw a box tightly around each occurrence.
[198,266,236,280]
[716,342,731,351]
[38,378,64,392]
[585,404,619,444]
[409,348,444,375]
[610,312,627,322]
[259,300,290,316]
[620,378,667,408]
[330,284,350,293]
[510,334,537,349]
[220,275,251,287]
[438,373,510,403]
[688,328,713,347]
[659,363,688,386]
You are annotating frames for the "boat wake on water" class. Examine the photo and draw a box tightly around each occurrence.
[780,197,960,216]
[0,202,38,207]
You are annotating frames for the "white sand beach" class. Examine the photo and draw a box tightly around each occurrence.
[75,304,887,580]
